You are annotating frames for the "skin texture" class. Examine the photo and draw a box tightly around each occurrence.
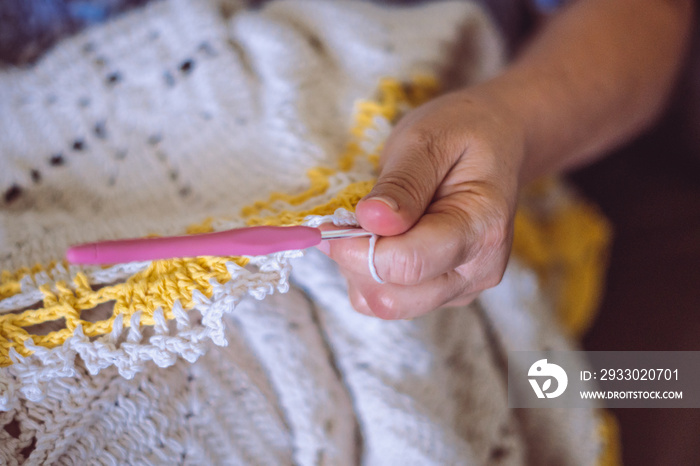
[324,0,695,320]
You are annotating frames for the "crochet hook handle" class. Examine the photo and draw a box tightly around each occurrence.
[67,225,323,265]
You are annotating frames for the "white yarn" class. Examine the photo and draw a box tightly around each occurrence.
[304,207,384,283]
[303,207,359,228]
[367,234,385,284]
[0,1,600,464]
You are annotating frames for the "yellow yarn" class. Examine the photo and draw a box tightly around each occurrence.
[597,411,623,466]
[512,179,612,338]
[1,262,59,300]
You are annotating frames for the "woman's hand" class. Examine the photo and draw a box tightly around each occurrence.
[322,0,692,320]
[321,87,526,319]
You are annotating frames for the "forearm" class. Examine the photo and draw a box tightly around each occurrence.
[476,0,694,182]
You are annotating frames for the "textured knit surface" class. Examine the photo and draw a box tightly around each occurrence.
[1,0,607,464]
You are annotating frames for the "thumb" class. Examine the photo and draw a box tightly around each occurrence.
[356,131,459,236]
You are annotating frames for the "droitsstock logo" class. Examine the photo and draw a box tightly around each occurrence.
[528,359,568,399]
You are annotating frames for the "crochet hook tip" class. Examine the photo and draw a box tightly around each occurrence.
[320,228,373,240]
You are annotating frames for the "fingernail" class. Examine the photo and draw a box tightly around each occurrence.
[365,195,398,211]
[315,241,331,255]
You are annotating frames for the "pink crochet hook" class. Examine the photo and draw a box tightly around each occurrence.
[66,226,371,265]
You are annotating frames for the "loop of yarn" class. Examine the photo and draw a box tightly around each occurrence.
[368,234,384,284]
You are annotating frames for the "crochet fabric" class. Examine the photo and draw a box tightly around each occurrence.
[0,0,612,464]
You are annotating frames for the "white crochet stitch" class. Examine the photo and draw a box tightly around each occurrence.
[0,0,602,464]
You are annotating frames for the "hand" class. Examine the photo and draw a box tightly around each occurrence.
[322,87,526,319]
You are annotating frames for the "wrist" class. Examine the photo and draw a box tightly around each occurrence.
[470,66,573,184]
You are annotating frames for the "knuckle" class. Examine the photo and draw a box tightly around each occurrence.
[434,203,477,265]
[484,215,510,251]
[482,267,506,289]
[471,193,512,252]
[377,170,427,210]
[473,250,509,291]
[441,186,513,264]
[329,243,367,275]
[383,247,427,285]
[475,234,510,291]
[405,126,456,167]
[348,288,372,315]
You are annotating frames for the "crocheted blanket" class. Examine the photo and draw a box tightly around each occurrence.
[0,0,614,464]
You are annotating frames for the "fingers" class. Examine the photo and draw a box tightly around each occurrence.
[345,271,478,320]
[329,210,471,285]
[325,191,511,319]
[329,188,511,286]
[341,233,509,320]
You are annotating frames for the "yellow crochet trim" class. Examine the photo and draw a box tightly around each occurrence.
[0,77,433,367]
[597,411,622,466]
[2,257,243,354]
[513,178,612,338]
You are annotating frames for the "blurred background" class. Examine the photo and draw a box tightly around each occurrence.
[2,0,699,464]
